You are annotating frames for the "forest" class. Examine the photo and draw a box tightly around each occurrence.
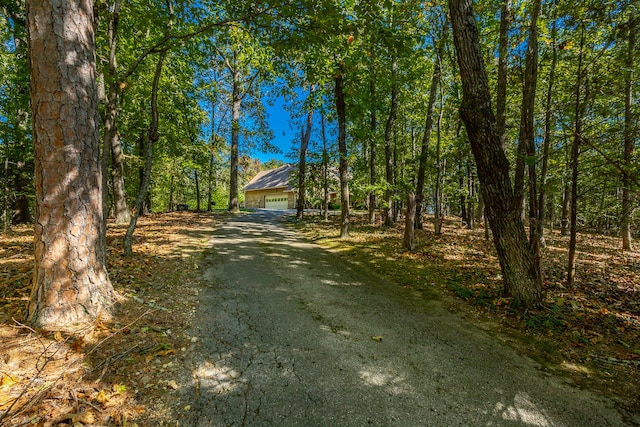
[0,0,638,423]
[1,0,639,341]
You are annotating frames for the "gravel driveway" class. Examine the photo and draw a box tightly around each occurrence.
[178,210,631,426]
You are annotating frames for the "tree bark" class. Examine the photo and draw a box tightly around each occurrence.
[103,0,130,224]
[368,67,377,225]
[383,55,398,227]
[567,25,586,288]
[449,0,542,308]
[621,17,636,251]
[228,57,241,213]
[297,108,314,219]
[403,192,416,251]
[537,17,558,249]
[26,0,116,330]
[415,40,441,230]
[335,72,350,238]
[496,0,511,149]
[123,1,173,256]
[321,113,329,221]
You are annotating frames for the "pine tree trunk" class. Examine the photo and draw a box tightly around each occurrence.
[449,0,542,308]
[27,0,115,330]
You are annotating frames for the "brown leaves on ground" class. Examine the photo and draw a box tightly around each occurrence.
[0,212,222,426]
[294,213,640,413]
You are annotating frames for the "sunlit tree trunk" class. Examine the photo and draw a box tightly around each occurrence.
[321,114,329,222]
[26,0,115,330]
[449,0,542,308]
[368,67,377,225]
[496,0,510,149]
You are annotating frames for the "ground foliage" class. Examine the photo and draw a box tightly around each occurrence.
[0,212,224,426]
[292,212,640,415]
[1,211,639,425]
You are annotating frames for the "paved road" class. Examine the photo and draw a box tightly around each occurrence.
[180,210,632,426]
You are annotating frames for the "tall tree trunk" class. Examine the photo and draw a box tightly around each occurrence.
[567,24,586,288]
[449,0,542,308]
[124,1,172,256]
[228,61,241,213]
[103,0,130,224]
[321,113,329,222]
[27,0,115,330]
[496,0,511,149]
[384,55,398,227]
[297,108,314,219]
[538,17,558,249]
[434,99,444,234]
[368,60,377,225]
[335,72,350,238]
[621,17,636,251]
[415,40,441,230]
[467,166,475,229]
[561,176,570,235]
[207,101,216,212]
[520,0,542,280]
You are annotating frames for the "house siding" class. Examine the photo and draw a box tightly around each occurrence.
[244,188,295,209]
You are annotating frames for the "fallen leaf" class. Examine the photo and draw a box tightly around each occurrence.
[1,375,19,388]
[95,389,110,404]
[54,331,64,342]
[371,336,383,342]
[167,380,179,390]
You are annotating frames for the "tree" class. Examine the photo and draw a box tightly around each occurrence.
[621,16,636,251]
[26,0,116,330]
[448,0,542,308]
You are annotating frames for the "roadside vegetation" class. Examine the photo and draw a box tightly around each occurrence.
[0,212,220,426]
[292,212,640,415]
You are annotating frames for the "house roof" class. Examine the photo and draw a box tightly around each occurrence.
[243,164,295,192]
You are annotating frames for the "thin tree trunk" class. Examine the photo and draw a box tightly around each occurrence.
[321,113,329,221]
[522,0,542,280]
[496,0,511,149]
[195,169,201,211]
[404,192,416,251]
[449,0,542,308]
[228,57,241,213]
[27,0,115,330]
[368,61,377,225]
[467,166,475,229]
[621,17,636,251]
[384,55,398,227]
[538,17,558,249]
[567,24,586,288]
[415,38,442,230]
[335,72,350,238]
[124,1,172,256]
[434,111,443,234]
[297,108,314,219]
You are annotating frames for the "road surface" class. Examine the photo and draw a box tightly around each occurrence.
[179,210,632,426]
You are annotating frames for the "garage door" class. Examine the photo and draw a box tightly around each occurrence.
[265,196,289,210]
